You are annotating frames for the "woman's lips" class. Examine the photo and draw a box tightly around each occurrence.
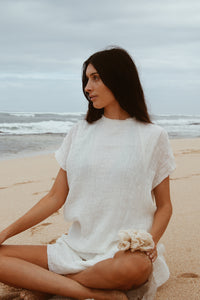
[90,95,97,101]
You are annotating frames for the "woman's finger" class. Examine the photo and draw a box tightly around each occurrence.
[146,247,157,262]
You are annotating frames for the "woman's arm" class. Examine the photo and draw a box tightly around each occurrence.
[147,176,172,261]
[0,168,69,244]
[150,176,172,244]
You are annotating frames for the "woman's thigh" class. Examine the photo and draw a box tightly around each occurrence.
[0,245,48,269]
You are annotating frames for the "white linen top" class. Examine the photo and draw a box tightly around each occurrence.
[55,115,175,257]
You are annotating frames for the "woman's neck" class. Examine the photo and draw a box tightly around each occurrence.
[103,110,131,120]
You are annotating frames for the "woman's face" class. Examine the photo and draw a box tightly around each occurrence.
[85,64,118,110]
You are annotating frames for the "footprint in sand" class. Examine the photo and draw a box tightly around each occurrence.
[179,273,199,278]
[0,181,39,190]
[32,190,49,195]
[46,233,68,245]
[13,180,37,186]
[171,173,200,181]
[0,186,8,190]
[48,238,58,244]
[30,222,52,235]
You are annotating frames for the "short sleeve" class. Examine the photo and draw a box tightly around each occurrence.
[55,123,78,171]
[152,129,176,189]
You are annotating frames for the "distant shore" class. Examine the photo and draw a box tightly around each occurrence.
[0,138,200,299]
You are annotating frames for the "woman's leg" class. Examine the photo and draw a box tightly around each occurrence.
[0,245,48,269]
[0,245,50,299]
[67,250,153,291]
[0,245,127,300]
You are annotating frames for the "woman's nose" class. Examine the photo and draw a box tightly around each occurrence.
[85,80,92,93]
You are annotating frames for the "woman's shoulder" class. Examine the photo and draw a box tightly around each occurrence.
[74,118,102,131]
[136,120,166,138]
[67,119,94,139]
[69,119,87,132]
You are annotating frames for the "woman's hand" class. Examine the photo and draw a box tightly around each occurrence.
[146,245,157,263]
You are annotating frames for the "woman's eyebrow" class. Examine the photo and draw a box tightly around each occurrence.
[90,72,99,76]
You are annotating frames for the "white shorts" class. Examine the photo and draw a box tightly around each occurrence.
[47,234,118,275]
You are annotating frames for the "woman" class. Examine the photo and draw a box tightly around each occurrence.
[0,47,175,300]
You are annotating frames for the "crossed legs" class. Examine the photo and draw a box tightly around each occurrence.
[0,245,152,299]
[67,250,152,290]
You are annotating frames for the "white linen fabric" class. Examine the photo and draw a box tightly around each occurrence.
[47,115,176,292]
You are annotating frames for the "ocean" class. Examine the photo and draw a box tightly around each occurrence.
[0,112,200,160]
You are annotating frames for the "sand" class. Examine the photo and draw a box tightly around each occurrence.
[0,138,200,299]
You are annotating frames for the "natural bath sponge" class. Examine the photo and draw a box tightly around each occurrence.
[118,229,155,252]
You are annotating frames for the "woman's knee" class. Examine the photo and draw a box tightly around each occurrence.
[113,251,152,290]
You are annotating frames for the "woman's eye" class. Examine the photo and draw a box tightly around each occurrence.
[93,75,99,81]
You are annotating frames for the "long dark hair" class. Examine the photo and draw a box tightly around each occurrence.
[82,47,151,123]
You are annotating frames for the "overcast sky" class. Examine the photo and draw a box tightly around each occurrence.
[0,0,200,115]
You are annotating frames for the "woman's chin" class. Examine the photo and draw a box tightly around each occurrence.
[92,103,103,109]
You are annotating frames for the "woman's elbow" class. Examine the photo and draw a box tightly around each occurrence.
[156,201,173,220]
[164,202,173,220]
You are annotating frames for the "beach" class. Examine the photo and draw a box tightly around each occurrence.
[0,138,200,299]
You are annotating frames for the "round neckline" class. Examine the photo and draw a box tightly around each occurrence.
[102,115,132,121]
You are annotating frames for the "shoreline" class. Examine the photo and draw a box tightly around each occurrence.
[0,133,65,161]
[1,136,200,162]
[0,138,200,299]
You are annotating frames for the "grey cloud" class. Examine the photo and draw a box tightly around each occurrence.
[0,72,80,80]
[0,0,199,114]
